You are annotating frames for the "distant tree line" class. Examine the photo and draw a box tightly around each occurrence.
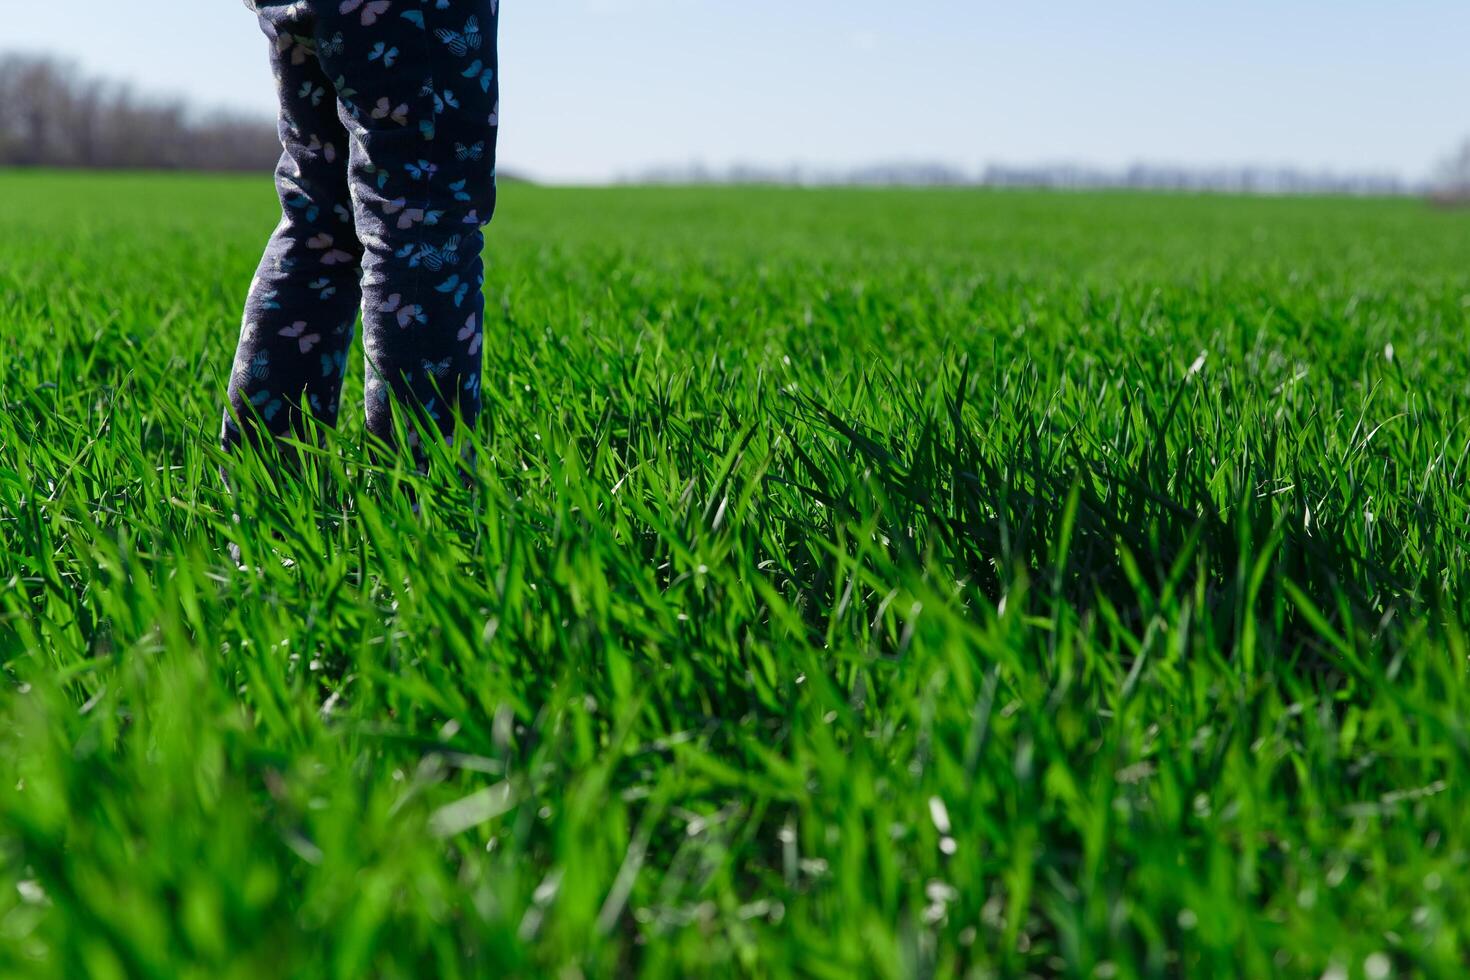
[623,159,1421,195]
[4,48,1465,197]
[979,163,1413,195]
[0,53,280,171]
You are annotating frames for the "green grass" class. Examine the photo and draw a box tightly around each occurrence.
[3,170,1470,977]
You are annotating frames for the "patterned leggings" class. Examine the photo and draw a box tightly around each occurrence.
[223,0,499,455]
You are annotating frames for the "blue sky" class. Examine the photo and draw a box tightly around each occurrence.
[10,1,1470,182]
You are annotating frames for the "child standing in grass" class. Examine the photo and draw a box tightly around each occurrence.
[223,0,500,457]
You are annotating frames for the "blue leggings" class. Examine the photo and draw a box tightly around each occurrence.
[223,0,499,454]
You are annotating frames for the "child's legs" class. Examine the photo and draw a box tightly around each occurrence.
[223,6,365,451]
[313,0,500,450]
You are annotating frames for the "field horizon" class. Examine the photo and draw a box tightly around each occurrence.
[3,170,1470,976]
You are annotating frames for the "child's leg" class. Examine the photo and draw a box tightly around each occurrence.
[313,0,500,452]
[222,6,365,451]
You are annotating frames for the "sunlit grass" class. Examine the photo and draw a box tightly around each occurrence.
[2,171,1470,976]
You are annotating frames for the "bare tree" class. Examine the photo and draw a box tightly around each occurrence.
[1429,139,1470,206]
[0,52,279,171]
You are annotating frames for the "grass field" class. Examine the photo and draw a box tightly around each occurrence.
[3,170,1470,977]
